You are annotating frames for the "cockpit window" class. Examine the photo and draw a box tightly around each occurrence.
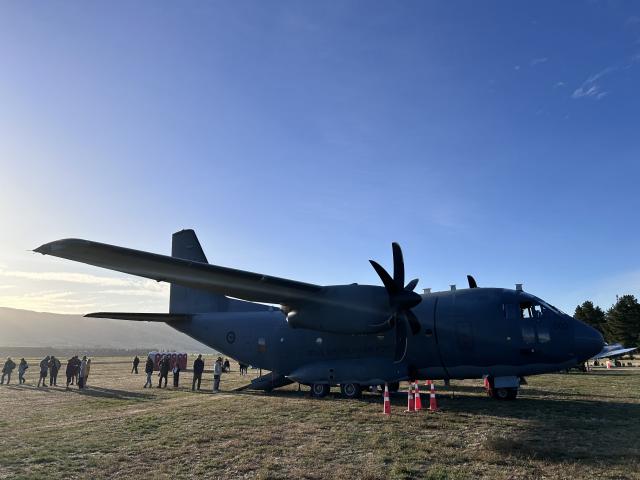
[520,302,543,319]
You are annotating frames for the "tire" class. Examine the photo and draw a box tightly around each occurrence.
[493,386,518,400]
[340,383,362,399]
[311,383,330,398]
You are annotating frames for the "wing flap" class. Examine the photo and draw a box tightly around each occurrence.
[35,238,322,305]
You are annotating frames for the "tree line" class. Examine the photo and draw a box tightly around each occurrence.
[574,295,640,348]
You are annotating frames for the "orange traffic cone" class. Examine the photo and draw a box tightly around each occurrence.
[383,383,391,416]
[428,380,439,412]
[406,382,415,412]
[414,382,422,411]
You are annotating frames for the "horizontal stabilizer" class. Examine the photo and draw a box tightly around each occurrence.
[85,312,191,322]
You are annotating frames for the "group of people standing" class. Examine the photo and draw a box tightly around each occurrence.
[1,355,90,389]
[1,357,26,384]
[136,354,227,393]
[64,355,91,389]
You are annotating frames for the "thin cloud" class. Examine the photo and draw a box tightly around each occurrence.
[554,81,565,88]
[530,57,548,66]
[572,67,615,100]
[0,269,165,291]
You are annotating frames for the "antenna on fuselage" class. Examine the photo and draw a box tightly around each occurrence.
[467,275,478,288]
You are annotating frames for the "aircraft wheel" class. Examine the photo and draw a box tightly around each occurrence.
[340,383,362,399]
[311,383,330,398]
[494,387,517,400]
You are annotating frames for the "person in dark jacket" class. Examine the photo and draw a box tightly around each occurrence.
[70,355,80,385]
[132,356,140,374]
[49,356,61,386]
[18,358,28,384]
[37,356,50,388]
[192,354,204,391]
[1,357,16,385]
[65,357,75,389]
[158,355,169,388]
[143,355,154,388]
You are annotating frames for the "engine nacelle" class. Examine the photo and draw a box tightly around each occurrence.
[285,284,390,335]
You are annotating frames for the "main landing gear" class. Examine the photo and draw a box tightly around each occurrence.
[310,382,400,398]
[484,375,519,400]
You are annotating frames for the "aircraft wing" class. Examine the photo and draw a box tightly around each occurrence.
[591,346,638,360]
[34,238,323,305]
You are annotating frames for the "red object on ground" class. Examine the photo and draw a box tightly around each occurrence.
[383,383,391,415]
[414,382,422,411]
[406,382,415,412]
[428,380,439,411]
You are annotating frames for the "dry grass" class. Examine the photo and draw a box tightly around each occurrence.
[0,356,639,479]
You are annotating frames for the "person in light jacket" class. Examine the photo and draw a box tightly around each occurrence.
[83,358,91,387]
[78,356,87,389]
[213,357,223,393]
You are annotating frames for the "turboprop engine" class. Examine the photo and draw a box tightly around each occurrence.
[285,243,423,362]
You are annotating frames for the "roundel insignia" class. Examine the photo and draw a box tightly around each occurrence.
[226,331,236,344]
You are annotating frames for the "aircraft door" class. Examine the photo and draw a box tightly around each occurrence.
[411,296,446,378]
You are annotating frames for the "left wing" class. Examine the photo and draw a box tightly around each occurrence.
[35,238,323,306]
[85,313,191,322]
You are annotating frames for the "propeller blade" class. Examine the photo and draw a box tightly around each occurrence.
[391,242,405,287]
[394,317,408,363]
[405,278,419,292]
[405,309,421,335]
[370,260,398,294]
[467,275,478,289]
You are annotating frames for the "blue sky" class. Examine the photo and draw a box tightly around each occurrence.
[0,1,639,314]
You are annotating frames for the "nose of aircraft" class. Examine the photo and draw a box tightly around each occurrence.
[574,320,605,362]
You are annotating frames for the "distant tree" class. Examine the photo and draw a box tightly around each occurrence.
[574,301,606,336]
[604,295,640,348]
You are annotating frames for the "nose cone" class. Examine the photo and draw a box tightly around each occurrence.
[574,320,604,362]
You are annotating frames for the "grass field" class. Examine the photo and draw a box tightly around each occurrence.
[1,356,639,479]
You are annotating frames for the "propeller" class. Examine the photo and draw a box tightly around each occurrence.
[370,242,422,362]
[467,275,478,289]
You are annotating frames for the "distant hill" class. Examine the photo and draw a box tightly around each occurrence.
[0,307,214,353]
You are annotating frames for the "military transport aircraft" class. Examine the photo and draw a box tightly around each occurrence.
[35,230,604,400]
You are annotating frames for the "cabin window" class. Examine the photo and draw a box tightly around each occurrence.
[537,327,551,344]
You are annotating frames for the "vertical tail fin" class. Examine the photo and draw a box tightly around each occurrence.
[169,230,230,313]
[168,230,269,313]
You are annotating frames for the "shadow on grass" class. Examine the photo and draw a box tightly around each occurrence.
[66,386,155,401]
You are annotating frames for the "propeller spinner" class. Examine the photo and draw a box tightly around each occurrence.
[370,243,422,363]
